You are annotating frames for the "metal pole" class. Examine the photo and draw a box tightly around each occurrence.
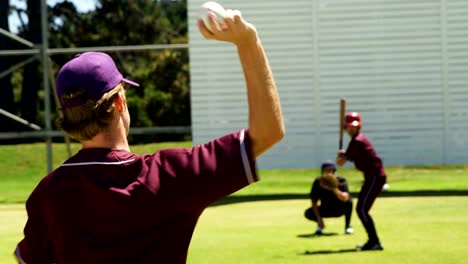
[0,108,42,131]
[0,49,40,56]
[0,43,190,56]
[0,27,35,48]
[40,0,53,173]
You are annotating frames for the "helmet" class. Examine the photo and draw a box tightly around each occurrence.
[321,160,336,173]
[344,112,361,127]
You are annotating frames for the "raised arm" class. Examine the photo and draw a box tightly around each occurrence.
[198,9,285,158]
[234,23,284,158]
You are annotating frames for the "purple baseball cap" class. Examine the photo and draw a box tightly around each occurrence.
[56,52,139,109]
[321,160,336,172]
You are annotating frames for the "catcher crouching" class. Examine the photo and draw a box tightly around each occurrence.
[304,160,353,235]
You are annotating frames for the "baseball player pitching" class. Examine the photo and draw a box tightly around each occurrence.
[15,6,284,263]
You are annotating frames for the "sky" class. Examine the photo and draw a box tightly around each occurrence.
[8,0,97,33]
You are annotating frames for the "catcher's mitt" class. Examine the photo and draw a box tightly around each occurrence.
[319,174,339,190]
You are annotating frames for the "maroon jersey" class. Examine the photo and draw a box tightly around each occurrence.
[16,130,257,264]
[345,132,386,180]
[310,176,349,208]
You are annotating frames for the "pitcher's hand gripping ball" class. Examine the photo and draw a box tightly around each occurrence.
[319,174,339,190]
[199,1,226,32]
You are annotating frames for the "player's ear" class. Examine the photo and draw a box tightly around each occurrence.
[114,94,124,113]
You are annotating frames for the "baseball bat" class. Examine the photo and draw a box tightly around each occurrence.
[339,98,346,149]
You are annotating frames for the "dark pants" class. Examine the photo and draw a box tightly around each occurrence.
[304,199,353,229]
[357,176,386,243]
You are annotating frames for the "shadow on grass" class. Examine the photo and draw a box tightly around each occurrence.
[211,190,468,207]
[299,248,358,255]
[378,190,468,197]
[297,232,338,238]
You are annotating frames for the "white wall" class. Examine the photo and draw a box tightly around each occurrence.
[188,0,468,168]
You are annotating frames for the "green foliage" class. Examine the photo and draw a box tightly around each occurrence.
[143,49,191,126]
[7,0,190,142]
[126,94,152,127]
[123,48,190,142]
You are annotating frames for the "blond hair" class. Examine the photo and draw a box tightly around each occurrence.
[57,83,126,141]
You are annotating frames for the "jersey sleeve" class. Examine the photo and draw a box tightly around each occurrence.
[309,178,321,201]
[154,129,258,211]
[15,184,55,264]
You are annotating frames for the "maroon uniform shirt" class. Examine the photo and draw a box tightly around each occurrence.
[16,130,257,264]
[310,176,350,208]
[345,132,386,180]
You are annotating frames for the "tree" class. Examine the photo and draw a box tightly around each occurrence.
[48,0,190,142]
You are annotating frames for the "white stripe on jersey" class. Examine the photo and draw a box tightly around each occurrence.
[15,246,27,264]
[61,159,135,167]
[240,129,255,184]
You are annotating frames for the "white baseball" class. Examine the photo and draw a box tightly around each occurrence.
[199,1,226,32]
[382,183,390,191]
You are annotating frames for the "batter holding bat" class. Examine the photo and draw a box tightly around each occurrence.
[15,4,284,263]
[336,112,386,251]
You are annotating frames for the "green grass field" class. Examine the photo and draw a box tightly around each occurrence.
[189,197,468,264]
[1,142,468,263]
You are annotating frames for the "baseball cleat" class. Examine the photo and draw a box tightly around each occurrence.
[345,227,354,234]
[315,227,323,235]
[356,241,384,251]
